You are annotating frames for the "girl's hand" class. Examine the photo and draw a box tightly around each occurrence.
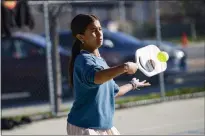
[124,62,138,74]
[130,78,151,90]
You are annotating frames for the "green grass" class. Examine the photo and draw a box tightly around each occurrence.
[4,86,205,121]
[115,86,205,105]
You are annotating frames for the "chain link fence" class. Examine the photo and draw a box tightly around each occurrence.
[2,0,204,113]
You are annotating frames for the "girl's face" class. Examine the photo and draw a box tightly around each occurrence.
[78,20,103,50]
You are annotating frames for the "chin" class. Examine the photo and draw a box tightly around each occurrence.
[98,44,103,48]
[96,42,102,48]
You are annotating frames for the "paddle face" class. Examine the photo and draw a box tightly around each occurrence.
[136,45,167,77]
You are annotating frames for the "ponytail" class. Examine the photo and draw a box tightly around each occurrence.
[69,14,98,88]
[68,39,82,88]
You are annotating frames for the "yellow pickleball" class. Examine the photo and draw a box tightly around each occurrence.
[157,51,169,62]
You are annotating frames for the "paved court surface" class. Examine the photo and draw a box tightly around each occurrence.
[2,97,204,135]
[114,97,204,135]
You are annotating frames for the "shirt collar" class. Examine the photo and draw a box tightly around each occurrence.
[80,49,101,58]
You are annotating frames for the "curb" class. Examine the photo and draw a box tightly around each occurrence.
[1,92,204,130]
[115,92,205,109]
[34,92,205,117]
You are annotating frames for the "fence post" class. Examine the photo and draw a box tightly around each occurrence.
[155,0,166,100]
[43,1,56,116]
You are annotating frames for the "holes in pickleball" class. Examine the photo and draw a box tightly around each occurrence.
[145,59,156,72]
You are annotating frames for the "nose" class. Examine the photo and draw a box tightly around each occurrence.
[96,29,102,38]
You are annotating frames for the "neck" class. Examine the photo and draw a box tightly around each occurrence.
[92,49,100,57]
[82,47,100,57]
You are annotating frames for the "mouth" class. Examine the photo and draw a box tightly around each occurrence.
[97,39,103,42]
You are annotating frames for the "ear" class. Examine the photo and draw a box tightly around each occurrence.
[76,34,85,43]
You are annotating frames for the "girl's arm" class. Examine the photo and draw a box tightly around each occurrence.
[115,78,151,97]
[94,62,137,84]
[115,83,133,97]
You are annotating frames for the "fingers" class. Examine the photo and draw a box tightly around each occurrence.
[141,80,146,83]
[127,62,138,74]
[139,81,151,87]
[131,78,151,88]
[144,82,151,86]
[132,78,136,80]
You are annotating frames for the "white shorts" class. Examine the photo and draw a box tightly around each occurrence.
[67,123,120,135]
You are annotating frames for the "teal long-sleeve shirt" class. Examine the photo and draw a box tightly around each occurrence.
[67,50,119,130]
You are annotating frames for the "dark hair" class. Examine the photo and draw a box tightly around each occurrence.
[69,14,98,88]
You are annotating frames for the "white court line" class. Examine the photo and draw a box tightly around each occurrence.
[134,119,204,133]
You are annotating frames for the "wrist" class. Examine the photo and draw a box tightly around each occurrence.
[130,82,135,90]
[129,81,136,90]
[123,62,129,73]
[129,80,140,90]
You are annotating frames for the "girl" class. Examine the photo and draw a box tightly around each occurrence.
[67,14,150,135]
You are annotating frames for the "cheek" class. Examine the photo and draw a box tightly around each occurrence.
[85,34,96,43]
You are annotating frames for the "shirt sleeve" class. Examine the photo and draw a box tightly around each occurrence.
[112,80,120,96]
[80,56,104,88]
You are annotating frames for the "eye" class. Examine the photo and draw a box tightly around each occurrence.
[91,29,96,33]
